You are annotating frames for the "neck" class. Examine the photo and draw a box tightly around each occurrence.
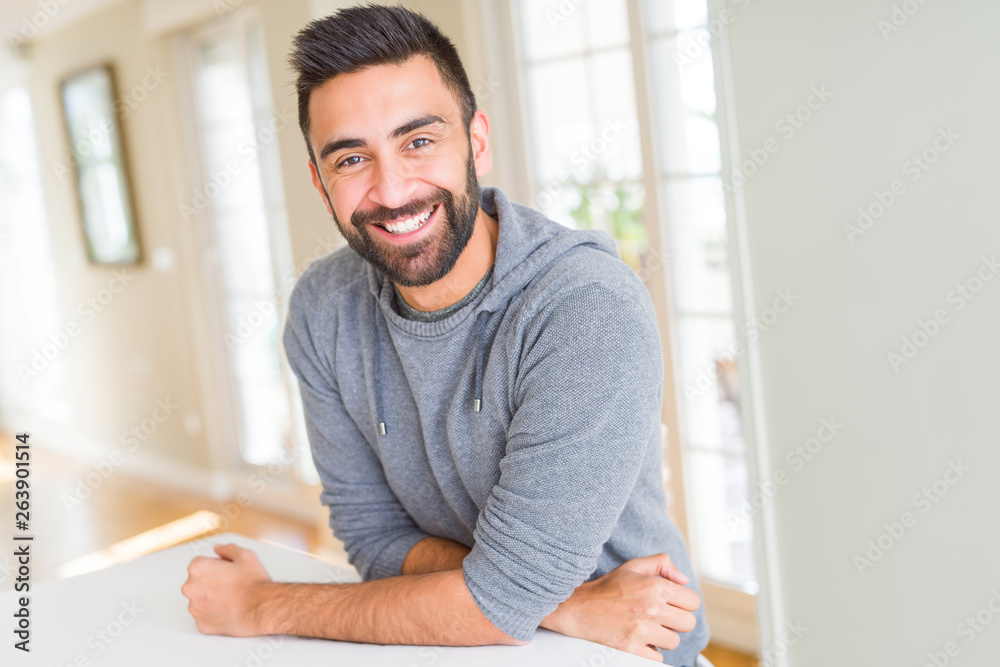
[395,207,498,312]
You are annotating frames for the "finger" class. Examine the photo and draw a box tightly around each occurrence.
[618,554,665,575]
[655,579,702,612]
[632,644,664,663]
[187,555,214,575]
[621,553,689,585]
[619,637,665,663]
[213,543,242,561]
[646,624,682,652]
[652,603,697,634]
[652,553,689,585]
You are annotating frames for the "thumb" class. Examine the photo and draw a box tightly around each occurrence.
[621,553,690,585]
[213,543,243,562]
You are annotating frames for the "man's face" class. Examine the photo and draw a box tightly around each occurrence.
[307,55,489,287]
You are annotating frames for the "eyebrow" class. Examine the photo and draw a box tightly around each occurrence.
[318,114,449,163]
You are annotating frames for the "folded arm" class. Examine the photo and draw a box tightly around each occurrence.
[262,571,523,645]
[400,535,701,660]
[182,537,699,661]
[183,543,523,646]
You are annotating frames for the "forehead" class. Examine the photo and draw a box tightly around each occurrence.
[308,55,460,148]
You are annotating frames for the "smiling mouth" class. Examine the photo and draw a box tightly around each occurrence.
[374,204,437,235]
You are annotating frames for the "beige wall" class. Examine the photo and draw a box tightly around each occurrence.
[22,0,214,472]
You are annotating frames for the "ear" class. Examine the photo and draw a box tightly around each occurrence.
[468,109,492,178]
[309,158,334,215]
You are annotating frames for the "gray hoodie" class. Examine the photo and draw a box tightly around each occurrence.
[283,186,709,665]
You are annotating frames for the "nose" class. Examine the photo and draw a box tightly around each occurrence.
[367,153,419,212]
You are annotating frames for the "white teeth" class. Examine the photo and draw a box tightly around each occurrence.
[384,206,434,234]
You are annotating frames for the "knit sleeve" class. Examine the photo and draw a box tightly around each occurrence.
[461,280,664,640]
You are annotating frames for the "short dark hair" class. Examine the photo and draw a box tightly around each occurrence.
[288,4,478,166]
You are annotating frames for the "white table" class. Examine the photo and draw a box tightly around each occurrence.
[2,532,661,666]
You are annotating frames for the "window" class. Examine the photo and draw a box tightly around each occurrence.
[643,0,756,591]
[185,13,310,480]
[0,82,66,421]
[513,0,647,271]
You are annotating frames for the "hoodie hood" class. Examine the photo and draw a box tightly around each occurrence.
[364,185,620,435]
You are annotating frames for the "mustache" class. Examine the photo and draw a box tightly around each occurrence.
[351,192,448,228]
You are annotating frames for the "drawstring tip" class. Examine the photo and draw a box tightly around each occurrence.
[378,422,386,435]
[473,399,481,412]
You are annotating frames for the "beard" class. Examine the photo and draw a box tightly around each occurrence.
[330,145,480,288]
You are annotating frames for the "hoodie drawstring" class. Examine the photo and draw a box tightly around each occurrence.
[372,302,386,436]
[473,311,490,412]
[373,301,491,437]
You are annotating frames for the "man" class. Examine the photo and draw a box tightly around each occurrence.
[182,5,710,665]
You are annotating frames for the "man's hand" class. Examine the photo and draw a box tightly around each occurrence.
[182,543,273,636]
[402,537,701,662]
[542,553,701,663]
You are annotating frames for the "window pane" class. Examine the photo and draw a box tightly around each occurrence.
[544,180,647,271]
[214,210,275,295]
[238,378,290,466]
[645,0,708,33]
[676,316,742,452]
[662,177,731,314]
[674,35,717,115]
[649,32,721,175]
[195,40,253,126]
[231,327,281,379]
[226,296,279,350]
[519,0,586,61]
[192,22,291,467]
[0,87,64,414]
[584,0,631,50]
[686,449,756,588]
[590,49,642,182]
[525,58,592,184]
[518,0,646,271]
[526,51,642,186]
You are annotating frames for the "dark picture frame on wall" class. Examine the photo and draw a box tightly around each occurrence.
[59,63,142,265]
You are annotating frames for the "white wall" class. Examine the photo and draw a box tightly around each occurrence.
[724,1,1000,664]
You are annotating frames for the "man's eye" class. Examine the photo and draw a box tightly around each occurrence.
[407,137,431,149]
[338,155,364,168]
